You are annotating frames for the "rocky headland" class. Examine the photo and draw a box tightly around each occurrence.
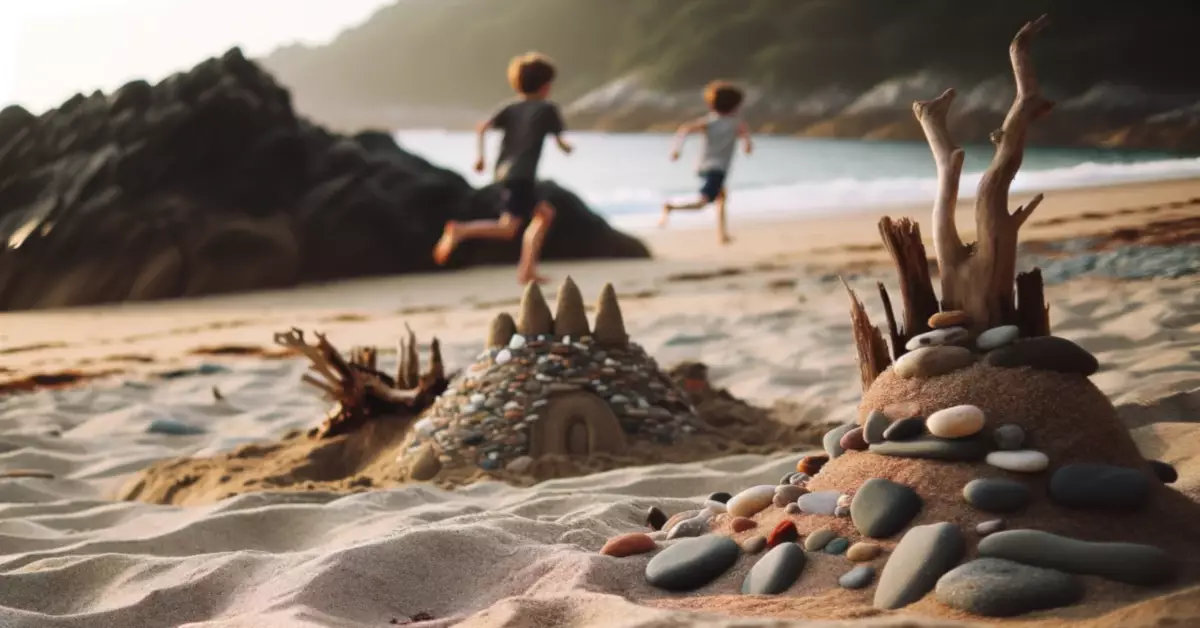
[0,49,647,312]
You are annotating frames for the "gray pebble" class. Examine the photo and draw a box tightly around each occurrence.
[936,558,1084,617]
[863,410,889,444]
[978,529,1177,586]
[992,424,1026,450]
[874,522,966,610]
[839,565,876,589]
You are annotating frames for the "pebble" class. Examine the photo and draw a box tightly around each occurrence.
[839,427,868,451]
[894,345,975,378]
[874,522,966,610]
[836,494,852,509]
[703,500,728,513]
[1048,463,1151,510]
[978,529,1176,586]
[645,535,741,592]
[645,506,668,531]
[823,423,857,459]
[962,478,1031,513]
[796,455,828,476]
[774,484,807,507]
[730,517,757,533]
[976,519,1005,536]
[508,334,527,349]
[708,491,732,504]
[982,336,1099,376]
[992,424,1026,450]
[742,535,767,554]
[600,533,658,557]
[935,558,1084,617]
[976,325,1020,350]
[767,520,800,548]
[804,526,837,551]
[870,436,988,461]
[926,405,985,438]
[824,538,849,555]
[833,505,850,518]
[727,485,777,518]
[928,310,970,329]
[494,349,513,364]
[863,410,889,444]
[847,542,882,562]
[904,327,970,351]
[797,490,841,516]
[839,565,876,589]
[851,478,923,539]
[742,543,807,595]
[662,510,700,534]
[405,444,443,481]
[882,416,926,441]
[505,455,534,474]
[784,503,801,515]
[789,474,811,488]
[1149,460,1178,484]
[986,450,1049,473]
[667,515,710,540]
[146,419,206,436]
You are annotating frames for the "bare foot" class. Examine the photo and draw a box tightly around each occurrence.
[719,234,734,245]
[517,269,550,285]
[432,223,458,265]
[658,204,673,228]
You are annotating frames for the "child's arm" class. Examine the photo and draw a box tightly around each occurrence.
[549,104,573,155]
[473,119,491,173]
[738,120,753,155]
[669,118,707,161]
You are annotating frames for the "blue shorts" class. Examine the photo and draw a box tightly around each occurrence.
[699,170,727,201]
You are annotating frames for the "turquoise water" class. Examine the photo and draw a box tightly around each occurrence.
[395,130,1200,231]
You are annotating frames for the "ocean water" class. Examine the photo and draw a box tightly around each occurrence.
[395,130,1200,232]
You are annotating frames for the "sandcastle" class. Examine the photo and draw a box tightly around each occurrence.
[598,16,1200,620]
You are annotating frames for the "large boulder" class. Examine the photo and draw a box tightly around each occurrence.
[0,48,648,311]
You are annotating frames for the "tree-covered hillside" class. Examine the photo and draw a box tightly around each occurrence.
[263,0,1200,110]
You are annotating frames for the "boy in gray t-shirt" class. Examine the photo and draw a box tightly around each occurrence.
[433,52,573,285]
[662,81,753,245]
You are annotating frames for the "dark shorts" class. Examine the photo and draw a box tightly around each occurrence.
[499,179,539,221]
[698,169,727,201]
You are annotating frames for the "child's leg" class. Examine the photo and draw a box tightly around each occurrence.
[715,189,732,244]
[516,202,555,284]
[660,170,722,226]
[432,214,522,265]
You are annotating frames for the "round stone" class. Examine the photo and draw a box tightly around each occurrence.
[986,450,1050,473]
[869,435,988,461]
[847,542,882,562]
[774,484,806,507]
[804,526,836,551]
[645,506,668,531]
[742,535,767,554]
[927,405,985,439]
[851,478,923,539]
[894,345,975,379]
[873,522,966,610]
[839,427,868,451]
[824,538,850,555]
[796,455,829,476]
[600,533,657,557]
[992,424,1026,450]
[767,520,800,547]
[645,536,741,592]
[839,565,876,589]
[798,490,841,516]
[963,478,1031,513]
[1149,460,1178,484]
[983,336,1099,376]
[784,503,801,515]
[904,327,970,351]
[823,423,857,459]
[703,500,728,513]
[928,310,970,329]
[727,485,777,518]
[883,416,926,441]
[863,410,889,444]
[1048,463,1152,510]
[976,519,1006,536]
[708,491,732,504]
[935,558,1084,617]
[742,542,807,595]
[667,515,710,540]
[976,325,1020,350]
[730,517,757,533]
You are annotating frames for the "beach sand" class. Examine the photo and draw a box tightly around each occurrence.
[0,178,1198,627]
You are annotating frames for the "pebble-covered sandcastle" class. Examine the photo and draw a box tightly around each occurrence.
[396,278,704,480]
[595,16,1200,620]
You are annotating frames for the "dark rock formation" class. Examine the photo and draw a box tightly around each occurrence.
[0,48,647,311]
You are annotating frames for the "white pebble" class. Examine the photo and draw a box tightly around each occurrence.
[508,334,527,349]
[905,327,970,351]
[494,349,513,365]
[702,500,727,514]
[977,325,1020,350]
[986,450,1049,473]
[927,405,986,438]
[726,485,776,518]
[469,394,486,405]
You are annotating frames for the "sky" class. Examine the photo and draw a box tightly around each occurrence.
[0,0,394,112]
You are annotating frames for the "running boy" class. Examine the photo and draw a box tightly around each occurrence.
[433,52,573,284]
[661,80,753,244]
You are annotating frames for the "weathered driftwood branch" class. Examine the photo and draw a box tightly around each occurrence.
[842,278,892,392]
[274,327,450,439]
[912,14,1053,332]
[878,217,940,354]
[1015,269,1051,338]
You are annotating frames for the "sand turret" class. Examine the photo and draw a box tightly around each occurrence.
[486,312,517,349]
[517,282,554,337]
[553,277,591,338]
[592,283,629,346]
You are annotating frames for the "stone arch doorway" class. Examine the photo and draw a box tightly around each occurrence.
[527,391,626,457]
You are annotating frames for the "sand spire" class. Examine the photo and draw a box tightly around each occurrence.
[592,283,629,346]
[517,282,554,337]
[553,276,591,338]
[487,312,517,348]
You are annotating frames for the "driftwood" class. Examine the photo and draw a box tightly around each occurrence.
[274,327,450,439]
[848,15,1055,391]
